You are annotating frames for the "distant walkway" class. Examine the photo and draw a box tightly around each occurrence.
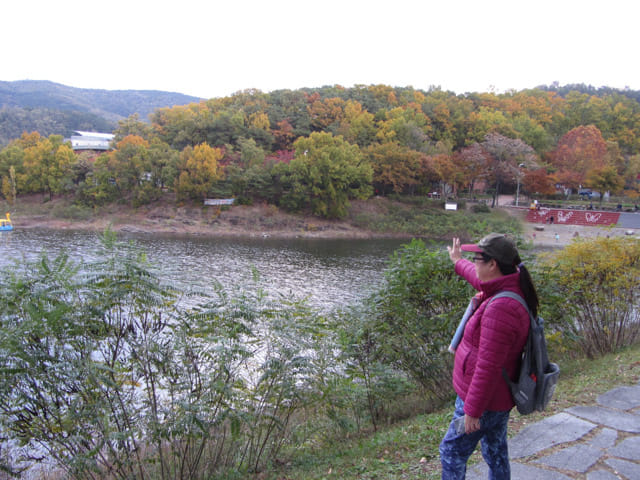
[468,381,640,479]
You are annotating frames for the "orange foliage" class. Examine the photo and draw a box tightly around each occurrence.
[307,97,345,130]
[547,125,608,188]
[522,168,557,195]
[116,135,150,149]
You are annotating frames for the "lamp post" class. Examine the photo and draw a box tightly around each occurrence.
[515,163,525,207]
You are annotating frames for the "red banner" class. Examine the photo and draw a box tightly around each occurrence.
[526,208,620,226]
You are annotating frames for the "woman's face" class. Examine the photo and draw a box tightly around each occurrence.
[472,253,498,282]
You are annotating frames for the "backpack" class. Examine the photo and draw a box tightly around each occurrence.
[488,292,560,415]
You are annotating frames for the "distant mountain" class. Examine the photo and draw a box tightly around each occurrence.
[0,80,203,145]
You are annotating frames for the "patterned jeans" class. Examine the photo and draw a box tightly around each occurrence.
[439,396,511,480]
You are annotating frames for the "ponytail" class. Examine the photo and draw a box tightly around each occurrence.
[495,255,539,317]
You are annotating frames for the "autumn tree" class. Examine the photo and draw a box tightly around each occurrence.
[453,143,489,196]
[421,92,454,143]
[337,100,377,147]
[175,143,224,201]
[272,119,295,150]
[426,153,461,198]
[376,104,432,151]
[151,103,204,149]
[276,132,372,218]
[522,167,557,197]
[464,107,516,145]
[307,96,345,132]
[365,142,424,195]
[481,133,537,207]
[21,134,76,200]
[548,125,608,192]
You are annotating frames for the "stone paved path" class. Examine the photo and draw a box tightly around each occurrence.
[467,382,640,479]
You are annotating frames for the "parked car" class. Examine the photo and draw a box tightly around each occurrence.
[578,189,600,199]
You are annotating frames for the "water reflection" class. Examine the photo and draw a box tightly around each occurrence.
[0,229,409,311]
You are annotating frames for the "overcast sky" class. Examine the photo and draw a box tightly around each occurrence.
[3,0,638,99]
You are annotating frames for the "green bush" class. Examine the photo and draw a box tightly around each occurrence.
[362,239,471,400]
[349,200,521,241]
[51,202,93,220]
[0,232,337,478]
[471,203,490,213]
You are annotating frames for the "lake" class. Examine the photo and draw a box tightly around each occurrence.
[0,229,412,311]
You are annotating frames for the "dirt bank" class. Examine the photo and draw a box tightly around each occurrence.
[8,197,405,240]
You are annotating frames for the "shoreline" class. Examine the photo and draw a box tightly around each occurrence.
[12,212,410,241]
[13,214,637,248]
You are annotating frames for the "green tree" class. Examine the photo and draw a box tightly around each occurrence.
[113,135,150,179]
[113,113,155,143]
[238,136,266,168]
[277,132,372,218]
[587,165,625,204]
[148,139,180,189]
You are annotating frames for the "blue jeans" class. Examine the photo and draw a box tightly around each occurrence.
[439,396,511,480]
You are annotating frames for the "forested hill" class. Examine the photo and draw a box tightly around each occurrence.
[0,80,202,145]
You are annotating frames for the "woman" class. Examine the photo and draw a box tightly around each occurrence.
[440,233,539,479]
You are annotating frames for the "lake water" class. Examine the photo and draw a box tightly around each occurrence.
[0,229,411,311]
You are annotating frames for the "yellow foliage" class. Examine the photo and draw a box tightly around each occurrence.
[249,112,270,131]
[539,236,640,357]
[541,236,640,291]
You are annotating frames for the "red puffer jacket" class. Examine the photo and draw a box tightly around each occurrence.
[453,259,530,418]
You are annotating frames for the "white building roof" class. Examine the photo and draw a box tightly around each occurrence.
[70,131,114,151]
[74,131,115,139]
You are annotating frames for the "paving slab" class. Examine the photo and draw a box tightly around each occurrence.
[586,470,624,480]
[567,405,640,433]
[608,435,640,460]
[467,460,573,480]
[534,444,603,472]
[508,412,596,458]
[462,383,640,479]
[604,458,640,479]
[597,385,640,410]
[588,428,618,448]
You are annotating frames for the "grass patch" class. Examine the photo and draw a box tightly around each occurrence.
[348,198,522,241]
[263,343,640,480]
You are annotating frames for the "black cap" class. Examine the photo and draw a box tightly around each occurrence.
[461,233,519,265]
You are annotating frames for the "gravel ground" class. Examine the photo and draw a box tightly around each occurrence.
[523,222,638,248]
